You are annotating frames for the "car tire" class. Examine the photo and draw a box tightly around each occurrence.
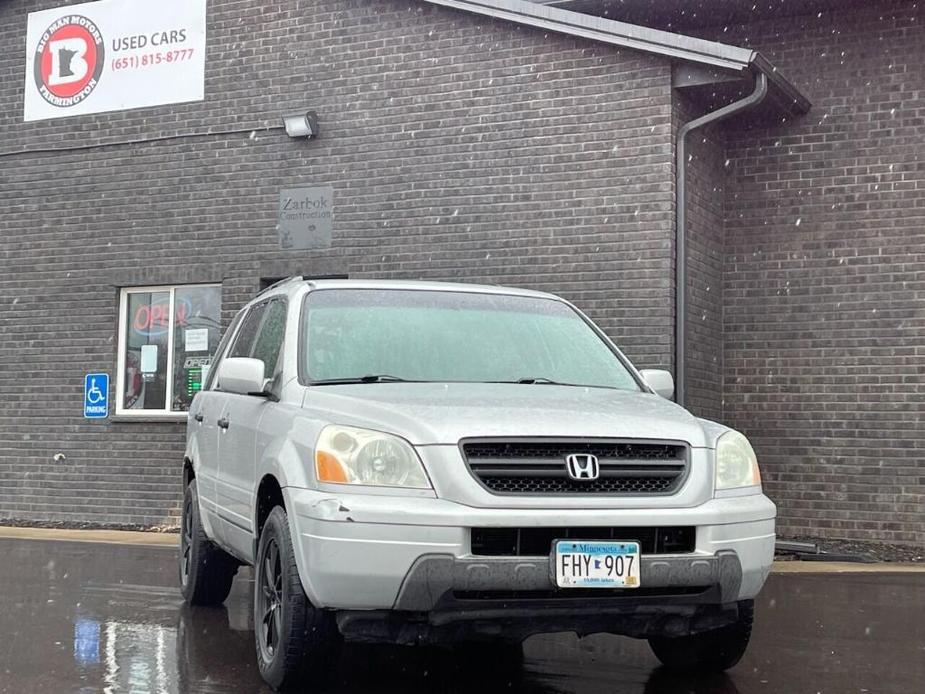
[648,600,754,673]
[254,506,339,691]
[179,480,238,607]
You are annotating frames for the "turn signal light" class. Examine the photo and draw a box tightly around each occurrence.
[315,451,348,483]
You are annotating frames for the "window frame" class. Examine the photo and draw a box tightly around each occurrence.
[115,283,222,418]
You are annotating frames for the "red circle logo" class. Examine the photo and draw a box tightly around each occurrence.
[33,15,105,107]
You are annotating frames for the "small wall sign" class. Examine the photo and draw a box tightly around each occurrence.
[84,372,109,418]
[278,186,333,250]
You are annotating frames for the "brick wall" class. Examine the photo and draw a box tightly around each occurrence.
[5,0,919,543]
[0,0,675,525]
[704,4,925,544]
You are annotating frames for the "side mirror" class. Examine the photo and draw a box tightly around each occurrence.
[217,357,267,396]
[639,369,675,400]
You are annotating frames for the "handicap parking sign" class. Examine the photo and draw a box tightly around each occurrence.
[84,373,109,419]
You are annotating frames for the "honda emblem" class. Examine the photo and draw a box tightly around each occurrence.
[565,453,600,481]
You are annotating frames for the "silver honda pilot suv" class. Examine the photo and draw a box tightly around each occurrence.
[180,278,775,691]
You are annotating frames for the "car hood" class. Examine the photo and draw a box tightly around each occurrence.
[301,383,709,447]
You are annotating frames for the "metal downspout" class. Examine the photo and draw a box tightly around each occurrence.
[674,70,768,407]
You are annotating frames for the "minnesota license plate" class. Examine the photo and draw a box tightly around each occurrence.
[554,540,641,588]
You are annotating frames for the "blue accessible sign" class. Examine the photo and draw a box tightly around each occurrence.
[84,373,109,419]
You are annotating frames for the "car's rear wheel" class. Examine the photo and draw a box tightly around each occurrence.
[179,479,238,606]
[648,600,754,673]
[254,506,339,691]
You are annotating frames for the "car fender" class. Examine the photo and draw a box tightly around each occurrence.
[255,406,320,492]
[252,447,325,603]
[252,410,325,601]
[280,486,324,606]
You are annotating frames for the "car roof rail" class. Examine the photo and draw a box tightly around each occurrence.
[257,275,304,297]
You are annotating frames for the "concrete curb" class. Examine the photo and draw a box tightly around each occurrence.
[0,525,178,547]
[1,526,923,572]
[770,561,925,573]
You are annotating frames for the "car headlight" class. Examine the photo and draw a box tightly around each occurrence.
[314,425,432,489]
[715,430,761,490]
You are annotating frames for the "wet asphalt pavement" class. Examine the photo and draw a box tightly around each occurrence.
[0,539,922,694]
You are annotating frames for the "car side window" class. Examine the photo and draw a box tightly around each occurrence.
[228,303,267,360]
[250,300,287,379]
[204,309,245,391]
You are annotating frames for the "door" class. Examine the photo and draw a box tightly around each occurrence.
[191,309,244,544]
[215,298,288,560]
[192,390,228,542]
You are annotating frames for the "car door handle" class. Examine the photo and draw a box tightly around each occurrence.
[217,417,230,430]
[194,412,203,422]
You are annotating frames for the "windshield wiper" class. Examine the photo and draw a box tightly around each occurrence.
[310,374,412,386]
[485,377,581,386]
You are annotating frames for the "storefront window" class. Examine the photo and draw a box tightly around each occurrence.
[117,285,221,415]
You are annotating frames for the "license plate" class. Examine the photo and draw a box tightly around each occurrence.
[554,540,641,588]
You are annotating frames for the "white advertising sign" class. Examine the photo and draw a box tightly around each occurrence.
[184,328,209,353]
[24,0,206,122]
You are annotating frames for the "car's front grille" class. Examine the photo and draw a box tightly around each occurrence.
[470,526,696,556]
[462,439,689,495]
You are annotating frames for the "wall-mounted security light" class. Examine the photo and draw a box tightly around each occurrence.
[283,111,319,138]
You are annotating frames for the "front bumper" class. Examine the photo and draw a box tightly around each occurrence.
[286,489,775,612]
[394,550,743,610]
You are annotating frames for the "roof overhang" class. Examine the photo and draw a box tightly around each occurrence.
[531,0,861,30]
[419,0,811,116]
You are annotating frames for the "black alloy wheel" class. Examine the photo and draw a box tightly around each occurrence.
[253,506,339,691]
[257,537,284,661]
[180,494,195,588]
[178,479,237,606]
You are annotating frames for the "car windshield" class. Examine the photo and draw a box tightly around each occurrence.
[301,289,640,391]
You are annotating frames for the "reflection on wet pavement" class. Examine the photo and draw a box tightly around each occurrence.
[0,539,922,693]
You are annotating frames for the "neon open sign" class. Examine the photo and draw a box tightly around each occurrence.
[132,297,191,337]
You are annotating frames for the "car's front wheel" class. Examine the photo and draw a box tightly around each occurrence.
[648,600,754,673]
[254,506,339,691]
[179,480,238,606]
